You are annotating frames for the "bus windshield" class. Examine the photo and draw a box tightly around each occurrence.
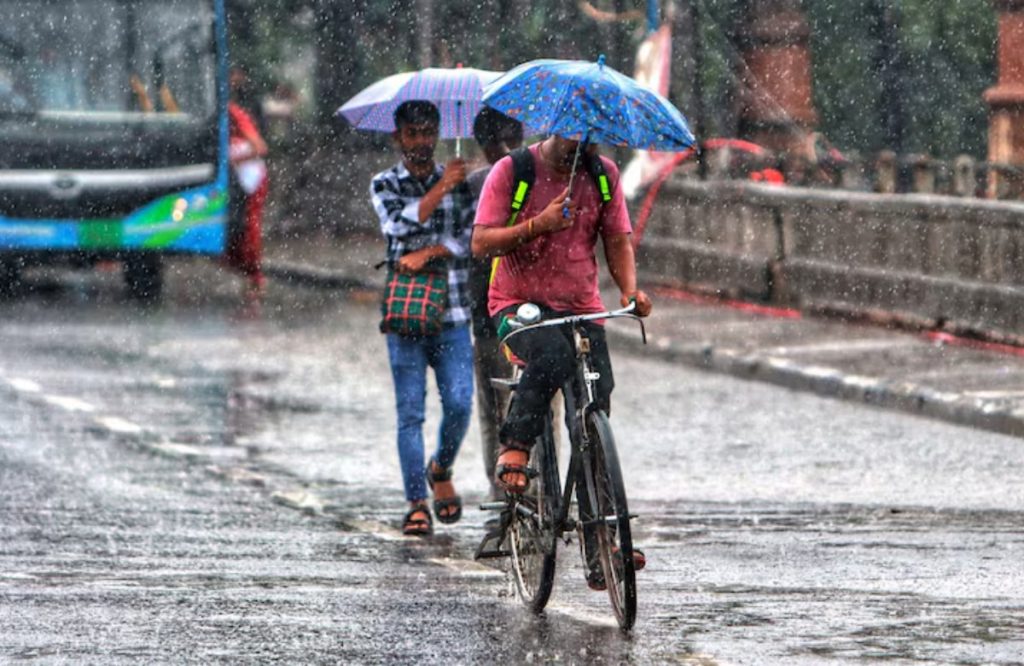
[0,0,215,118]
[0,0,219,169]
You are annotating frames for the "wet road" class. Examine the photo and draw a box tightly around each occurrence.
[1,264,1023,664]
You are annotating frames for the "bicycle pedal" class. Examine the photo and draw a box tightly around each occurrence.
[479,501,507,511]
[474,528,511,560]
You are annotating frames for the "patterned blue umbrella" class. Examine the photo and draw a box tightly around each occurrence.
[482,56,696,152]
[337,66,503,143]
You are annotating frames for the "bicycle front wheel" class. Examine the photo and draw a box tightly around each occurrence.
[582,410,637,630]
[509,416,560,613]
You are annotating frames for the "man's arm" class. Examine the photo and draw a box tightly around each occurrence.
[370,159,466,237]
[471,187,576,258]
[603,232,652,317]
[395,245,451,274]
[417,158,466,223]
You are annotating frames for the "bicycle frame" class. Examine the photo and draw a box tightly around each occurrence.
[497,303,646,535]
[476,302,645,628]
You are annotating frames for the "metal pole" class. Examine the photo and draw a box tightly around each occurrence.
[691,0,706,179]
[417,0,434,68]
[647,0,659,34]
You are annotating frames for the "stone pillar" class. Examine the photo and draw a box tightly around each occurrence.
[984,0,1024,198]
[737,0,817,158]
[875,150,897,194]
[953,155,978,197]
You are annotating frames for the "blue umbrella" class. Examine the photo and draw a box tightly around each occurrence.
[481,55,696,152]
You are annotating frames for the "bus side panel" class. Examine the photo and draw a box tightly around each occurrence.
[0,182,227,253]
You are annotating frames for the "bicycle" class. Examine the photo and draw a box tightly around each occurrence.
[475,301,647,630]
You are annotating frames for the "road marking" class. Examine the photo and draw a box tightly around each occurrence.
[344,518,410,542]
[7,377,41,393]
[271,489,325,515]
[544,600,621,628]
[149,442,207,460]
[842,374,883,389]
[42,394,96,413]
[94,416,144,434]
[964,389,1024,399]
[427,556,504,579]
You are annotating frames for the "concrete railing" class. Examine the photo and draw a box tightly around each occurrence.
[637,179,1024,342]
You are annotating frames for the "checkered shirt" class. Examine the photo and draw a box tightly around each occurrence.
[370,161,474,326]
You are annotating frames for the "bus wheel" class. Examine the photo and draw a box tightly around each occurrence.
[124,255,163,301]
[0,259,23,297]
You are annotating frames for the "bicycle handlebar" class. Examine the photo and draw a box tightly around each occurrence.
[501,301,647,346]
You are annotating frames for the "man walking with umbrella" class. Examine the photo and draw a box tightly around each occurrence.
[371,100,475,536]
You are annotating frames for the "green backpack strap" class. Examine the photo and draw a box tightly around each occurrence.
[488,146,611,284]
[490,147,536,284]
[507,147,536,224]
[583,150,613,204]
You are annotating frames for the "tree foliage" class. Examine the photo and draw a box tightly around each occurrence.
[226,0,998,159]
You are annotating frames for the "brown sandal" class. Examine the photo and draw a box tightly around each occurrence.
[426,460,462,524]
[494,446,535,494]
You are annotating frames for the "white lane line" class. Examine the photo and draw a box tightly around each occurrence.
[345,518,410,542]
[964,389,1024,399]
[148,442,207,460]
[94,416,144,434]
[271,489,325,515]
[42,394,97,413]
[545,601,621,628]
[427,556,504,580]
[7,377,41,393]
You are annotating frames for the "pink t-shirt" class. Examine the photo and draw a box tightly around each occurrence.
[474,144,632,316]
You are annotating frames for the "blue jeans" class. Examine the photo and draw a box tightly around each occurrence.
[386,325,474,502]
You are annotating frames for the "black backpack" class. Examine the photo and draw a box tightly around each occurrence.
[488,146,615,285]
[503,146,613,226]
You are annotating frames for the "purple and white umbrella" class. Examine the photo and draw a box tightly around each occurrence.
[336,66,503,155]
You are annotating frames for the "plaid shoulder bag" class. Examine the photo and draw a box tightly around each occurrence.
[379,266,449,337]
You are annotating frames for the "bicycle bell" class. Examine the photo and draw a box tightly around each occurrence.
[515,302,542,326]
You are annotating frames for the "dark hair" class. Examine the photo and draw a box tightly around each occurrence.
[473,106,523,146]
[394,100,440,128]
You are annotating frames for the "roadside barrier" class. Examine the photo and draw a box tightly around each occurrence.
[635,178,1024,344]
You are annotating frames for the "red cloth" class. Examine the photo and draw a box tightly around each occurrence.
[228,102,260,143]
[474,144,632,316]
[226,179,267,278]
[226,102,266,280]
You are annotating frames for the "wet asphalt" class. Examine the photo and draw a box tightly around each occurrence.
[1,261,1023,664]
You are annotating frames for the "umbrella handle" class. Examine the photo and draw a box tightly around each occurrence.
[456,136,461,158]
[563,135,587,218]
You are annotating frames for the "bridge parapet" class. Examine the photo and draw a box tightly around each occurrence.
[637,179,1024,342]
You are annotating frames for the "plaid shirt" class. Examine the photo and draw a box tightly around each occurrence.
[370,161,474,326]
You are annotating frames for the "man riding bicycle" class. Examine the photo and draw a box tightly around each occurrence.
[470,135,653,498]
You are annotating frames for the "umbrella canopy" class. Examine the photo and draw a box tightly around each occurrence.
[482,56,695,152]
[336,67,503,139]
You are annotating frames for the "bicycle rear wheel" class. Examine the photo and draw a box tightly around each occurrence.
[508,415,560,613]
[582,410,637,630]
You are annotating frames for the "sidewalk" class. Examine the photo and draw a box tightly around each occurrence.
[264,231,1024,439]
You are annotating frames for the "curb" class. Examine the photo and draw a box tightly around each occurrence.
[607,327,1024,439]
[263,261,375,291]
[266,260,1024,440]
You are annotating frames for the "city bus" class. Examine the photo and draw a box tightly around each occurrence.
[0,0,229,299]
